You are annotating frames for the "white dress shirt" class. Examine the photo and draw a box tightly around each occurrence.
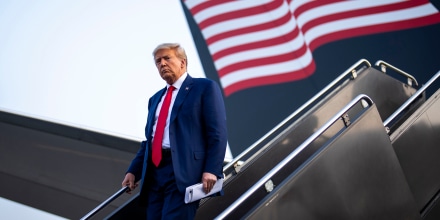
[152,72,188,149]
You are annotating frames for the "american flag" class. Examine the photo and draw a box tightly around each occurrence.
[182,0,440,96]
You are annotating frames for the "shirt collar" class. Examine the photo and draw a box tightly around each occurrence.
[168,72,188,90]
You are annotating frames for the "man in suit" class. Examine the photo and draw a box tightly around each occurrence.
[121,43,228,219]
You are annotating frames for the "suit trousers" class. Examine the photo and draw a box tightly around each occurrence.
[146,150,199,220]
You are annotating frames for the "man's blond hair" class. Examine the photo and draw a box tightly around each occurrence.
[153,43,188,67]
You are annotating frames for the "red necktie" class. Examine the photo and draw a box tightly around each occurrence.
[152,86,175,167]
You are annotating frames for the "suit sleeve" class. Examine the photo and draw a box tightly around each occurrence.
[126,96,154,182]
[126,141,146,182]
[202,80,228,177]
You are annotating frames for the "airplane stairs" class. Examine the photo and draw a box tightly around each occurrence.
[89,59,440,220]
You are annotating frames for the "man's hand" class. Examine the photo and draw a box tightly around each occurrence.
[121,173,138,194]
[202,172,217,194]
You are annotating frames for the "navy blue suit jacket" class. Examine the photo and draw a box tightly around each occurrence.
[127,75,228,203]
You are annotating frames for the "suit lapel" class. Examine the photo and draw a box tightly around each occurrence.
[146,87,166,138]
[170,75,193,123]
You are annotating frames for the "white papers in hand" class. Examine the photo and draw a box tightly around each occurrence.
[184,178,223,204]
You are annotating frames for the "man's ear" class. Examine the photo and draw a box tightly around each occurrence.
[181,59,186,68]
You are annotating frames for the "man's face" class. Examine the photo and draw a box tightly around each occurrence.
[154,49,185,85]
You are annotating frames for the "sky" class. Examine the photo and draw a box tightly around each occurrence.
[0,0,205,141]
[0,0,206,219]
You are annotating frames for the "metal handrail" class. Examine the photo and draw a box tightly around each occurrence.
[215,94,374,219]
[223,59,371,173]
[80,186,129,220]
[375,60,419,87]
[383,70,440,128]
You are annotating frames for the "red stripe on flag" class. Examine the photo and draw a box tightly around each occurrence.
[223,60,316,96]
[206,9,292,45]
[198,1,282,30]
[218,43,309,78]
[300,0,429,34]
[212,26,300,61]
[188,0,235,16]
[309,14,440,51]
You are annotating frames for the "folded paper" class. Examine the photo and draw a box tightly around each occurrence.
[184,178,224,204]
